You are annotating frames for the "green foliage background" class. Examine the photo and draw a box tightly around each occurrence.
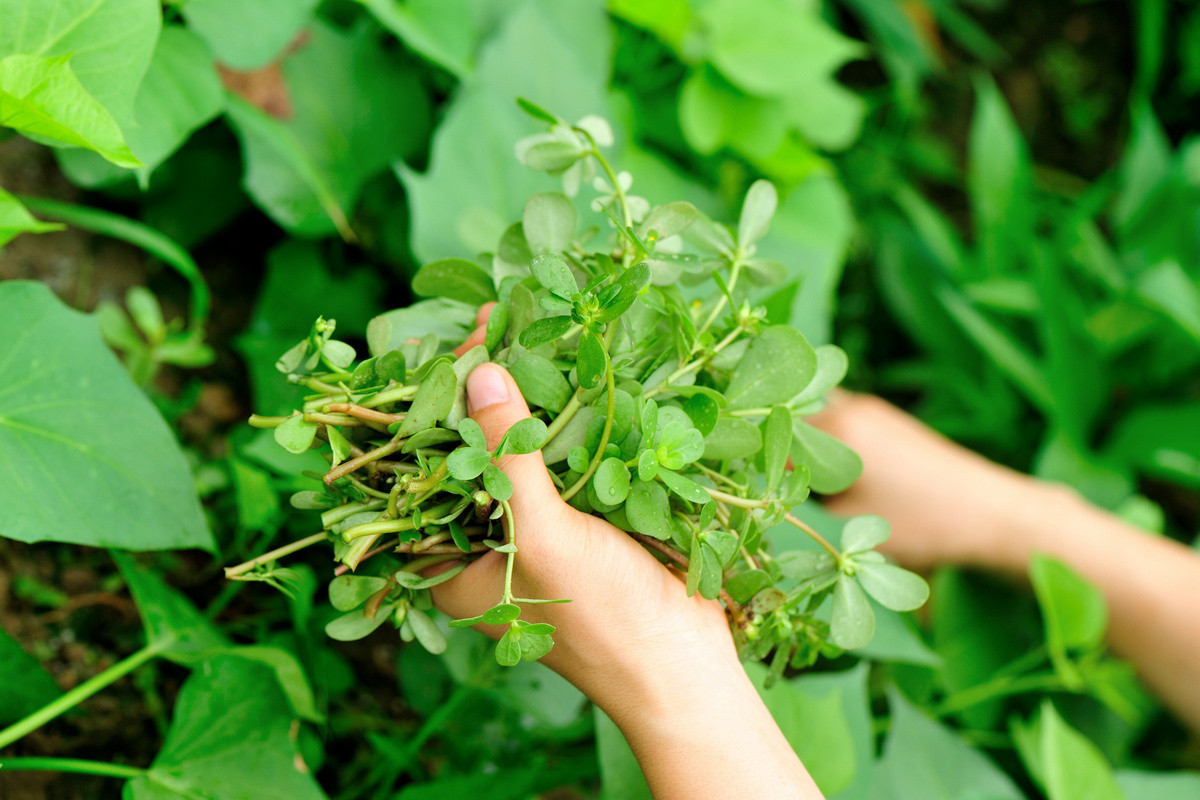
[1,0,1199,797]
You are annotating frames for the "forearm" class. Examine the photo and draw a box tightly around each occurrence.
[595,647,823,800]
[969,479,1200,732]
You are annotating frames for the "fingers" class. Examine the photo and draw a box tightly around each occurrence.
[452,324,486,357]
[450,303,497,356]
[466,363,568,524]
[475,301,496,328]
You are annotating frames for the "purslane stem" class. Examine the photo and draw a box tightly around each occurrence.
[543,389,584,446]
[501,501,517,604]
[561,352,616,501]
[0,644,160,750]
[224,532,329,578]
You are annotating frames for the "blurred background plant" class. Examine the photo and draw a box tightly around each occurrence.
[1,0,1198,798]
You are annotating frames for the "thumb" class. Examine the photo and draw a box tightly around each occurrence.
[466,363,567,524]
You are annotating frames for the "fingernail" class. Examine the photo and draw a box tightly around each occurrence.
[467,364,509,412]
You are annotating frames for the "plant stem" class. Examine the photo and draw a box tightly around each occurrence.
[19,196,210,334]
[0,757,146,779]
[935,672,1065,717]
[324,438,403,484]
[697,259,742,339]
[500,501,517,604]
[0,645,160,750]
[783,513,842,563]
[542,390,583,446]
[561,350,615,502]
[224,532,329,578]
[324,403,405,425]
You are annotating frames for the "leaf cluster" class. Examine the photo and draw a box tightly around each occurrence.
[252,105,927,678]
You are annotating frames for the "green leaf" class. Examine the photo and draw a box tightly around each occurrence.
[483,462,514,501]
[576,330,608,389]
[829,573,874,650]
[0,283,212,551]
[274,413,319,455]
[1019,701,1125,800]
[530,253,578,297]
[682,393,719,437]
[854,562,929,612]
[1135,260,1200,344]
[459,417,487,450]
[840,515,889,554]
[0,54,139,166]
[657,468,709,504]
[792,344,849,407]
[485,301,511,351]
[737,180,778,247]
[725,326,817,410]
[968,74,1033,276]
[1031,555,1107,654]
[510,353,572,413]
[746,663,856,796]
[523,192,576,254]
[412,258,498,306]
[396,360,457,437]
[0,185,60,246]
[763,406,791,492]
[625,478,674,539]
[326,607,393,641]
[703,417,763,461]
[496,627,522,666]
[56,25,225,185]
[873,689,1025,800]
[125,656,330,800]
[406,608,447,655]
[0,0,160,128]
[518,315,573,348]
[0,627,61,726]
[593,457,632,505]
[501,417,548,455]
[1116,770,1200,800]
[328,575,389,612]
[114,552,227,660]
[446,446,492,480]
[699,0,863,94]
[789,419,862,494]
[180,0,321,70]
[226,22,430,237]
[366,299,474,358]
[400,0,611,260]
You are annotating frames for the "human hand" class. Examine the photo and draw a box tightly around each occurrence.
[432,313,738,724]
[808,391,1046,573]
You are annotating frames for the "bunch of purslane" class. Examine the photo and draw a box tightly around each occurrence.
[237,103,928,684]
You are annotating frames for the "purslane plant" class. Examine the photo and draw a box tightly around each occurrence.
[234,102,928,684]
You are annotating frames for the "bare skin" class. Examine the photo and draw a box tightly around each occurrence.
[810,391,1200,734]
[424,306,820,798]
[430,358,822,799]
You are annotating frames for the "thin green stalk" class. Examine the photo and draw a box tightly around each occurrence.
[500,500,518,604]
[19,196,210,334]
[224,532,329,578]
[561,351,615,502]
[0,757,145,779]
[697,260,742,339]
[543,390,584,446]
[935,672,1065,717]
[0,645,160,750]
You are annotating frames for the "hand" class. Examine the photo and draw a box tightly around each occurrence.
[433,309,821,798]
[808,391,1041,572]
